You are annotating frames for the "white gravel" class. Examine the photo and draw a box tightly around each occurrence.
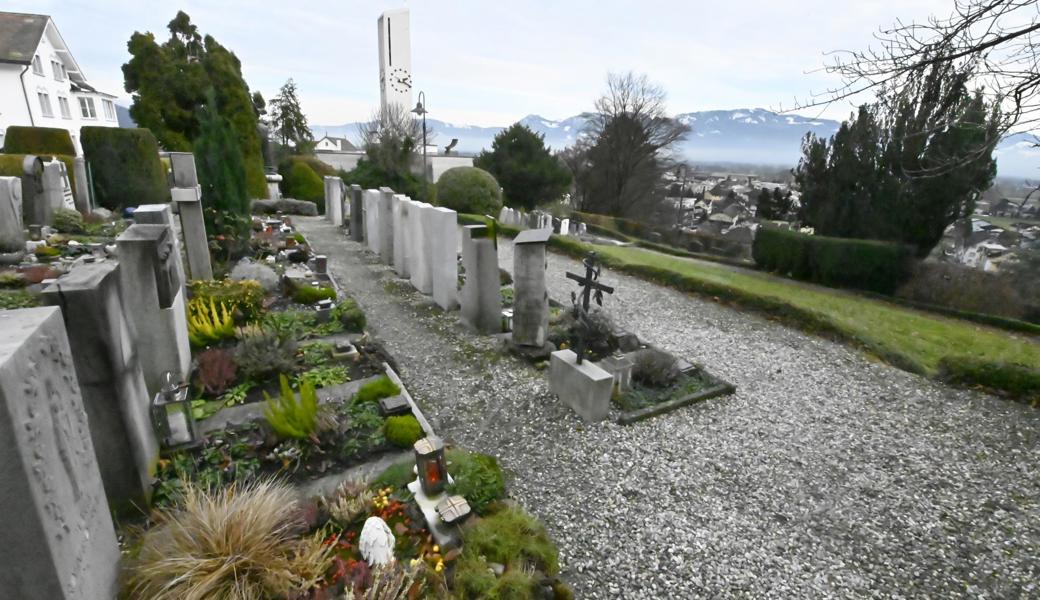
[297,218,1040,599]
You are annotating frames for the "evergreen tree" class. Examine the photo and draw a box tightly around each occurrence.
[123,11,267,199]
[270,78,313,153]
[194,89,249,228]
[758,187,793,221]
[474,123,572,210]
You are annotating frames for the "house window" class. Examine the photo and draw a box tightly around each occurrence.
[51,60,64,81]
[79,97,97,119]
[102,99,116,120]
[32,55,43,75]
[38,92,53,117]
[58,96,72,119]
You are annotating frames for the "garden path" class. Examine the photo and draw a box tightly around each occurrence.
[296,217,1040,599]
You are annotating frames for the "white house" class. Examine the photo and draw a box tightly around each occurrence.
[314,135,357,153]
[0,12,119,155]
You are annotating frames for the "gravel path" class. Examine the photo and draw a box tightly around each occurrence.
[296,217,1040,599]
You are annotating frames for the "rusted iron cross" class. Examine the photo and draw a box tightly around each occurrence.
[565,252,614,364]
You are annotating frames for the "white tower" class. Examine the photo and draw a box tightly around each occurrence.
[377,8,413,113]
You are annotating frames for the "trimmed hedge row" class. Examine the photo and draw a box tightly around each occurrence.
[81,127,169,211]
[3,126,76,156]
[753,227,912,295]
[939,357,1040,405]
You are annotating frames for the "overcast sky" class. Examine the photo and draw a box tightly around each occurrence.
[12,0,953,126]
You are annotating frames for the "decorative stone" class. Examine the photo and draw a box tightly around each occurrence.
[0,306,120,599]
[42,262,157,512]
[549,349,614,422]
[436,495,472,525]
[359,516,396,567]
[378,394,411,416]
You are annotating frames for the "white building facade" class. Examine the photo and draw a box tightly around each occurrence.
[0,12,119,155]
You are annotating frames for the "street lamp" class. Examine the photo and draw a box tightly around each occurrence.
[411,91,429,183]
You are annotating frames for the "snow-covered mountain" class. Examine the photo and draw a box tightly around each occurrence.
[312,108,1038,177]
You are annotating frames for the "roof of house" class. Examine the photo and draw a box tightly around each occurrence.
[0,12,47,65]
[317,135,357,151]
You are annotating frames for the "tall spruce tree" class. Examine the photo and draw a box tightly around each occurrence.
[474,123,572,210]
[270,78,313,153]
[194,89,249,227]
[123,11,267,200]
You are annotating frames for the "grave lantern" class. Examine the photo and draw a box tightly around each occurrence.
[414,435,448,496]
[150,372,199,450]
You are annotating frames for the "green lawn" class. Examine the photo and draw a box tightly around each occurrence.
[592,244,1040,376]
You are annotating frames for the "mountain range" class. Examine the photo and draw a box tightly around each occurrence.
[313,107,1039,179]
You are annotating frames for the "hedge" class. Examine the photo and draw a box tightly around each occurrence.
[939,357,1040,405]
[3,126,76,156]
[81,127,169,211]
[753,227,912,295]
[279,160,325,209]
[436,166,502,216]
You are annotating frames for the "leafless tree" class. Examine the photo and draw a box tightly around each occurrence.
[579,72,690,217]
[357,103,434,179]
[794,0,1040,155]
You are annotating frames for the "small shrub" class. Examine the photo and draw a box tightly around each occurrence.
[34,245,61,260]
[0,289,40,309]
[280,160,325,206]
[565,308,617,360]
[229,259,280,293]
[325,480,373,527]
[293,285,337,305]
[353,376,401,405]
[195,348,237,396]
[264,374,322,440]
[52,208,84,233]
[632,349,680,388]
[236,326,299,380]
[0,271,27,289]
[333,298,366,332]
[384,414,423,448]
[123,479,335,599]
[190,279,265,321]
[446,449,505,516]
[435,166,503,216]
[187,298,237,348]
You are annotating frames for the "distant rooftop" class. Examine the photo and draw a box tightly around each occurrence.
[0,12,47,65]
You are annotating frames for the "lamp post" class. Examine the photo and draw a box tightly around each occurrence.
[411,92,429,183]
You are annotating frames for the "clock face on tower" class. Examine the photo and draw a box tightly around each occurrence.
[388,66,412,93]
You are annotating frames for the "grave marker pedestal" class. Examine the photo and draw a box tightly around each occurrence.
[409,201,434,294]
[0,306,120,599]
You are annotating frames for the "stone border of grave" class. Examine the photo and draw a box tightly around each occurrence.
[383,362,436,437]
[615,367,735,425]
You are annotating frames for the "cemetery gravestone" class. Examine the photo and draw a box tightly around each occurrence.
[428,205,459,310]
[324,176,344,226]
[364,189,381,253]
[560,218,570,236]
[116,224,191,394]
[512,228,552,348]
[134,203,187,293]
[0,306,120,599]
[72,157,91,214]
[171,187,213,280]
[409,201,434,294]
[378,187,395,264]
[42,262,157,511]
[0,176,25,252]
[549,349,614,422]
[460,225,502,334]
[350,185,364,241]
[169,152,200,187]
[392,194,411,278]
[21,155,48,226]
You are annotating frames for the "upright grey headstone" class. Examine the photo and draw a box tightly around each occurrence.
[364,189,381,253]
[409,201,433,294]
[378,187,395,265]
[72,157,91,214]
[170,187,213,280]
[350,185,364,242]
[42,262,157,512]
[168,152,199,187]
[0,176,25,252]
[392,194,411,278]
[512,228,552,347]
[324,176,343,226]
[460,225,502,334]
[560,218,570,235]
[0,306,120,599]
[116,224,191,394]
[134,203,187,291]
[20,155,47,226]
[428,206,458,310]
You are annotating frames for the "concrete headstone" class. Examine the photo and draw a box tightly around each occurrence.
[428,205,459,310]
[378,187,395,265]
[0,176,25,252]
[363,189,381,253]
[392,194,411,278]
[0,306,120,599]
[409,201,434,294]
[350,185,364,241]
[460,225,502,334]
[511,228,552,347]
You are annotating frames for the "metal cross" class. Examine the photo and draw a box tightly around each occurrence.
[565,252,614,364]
